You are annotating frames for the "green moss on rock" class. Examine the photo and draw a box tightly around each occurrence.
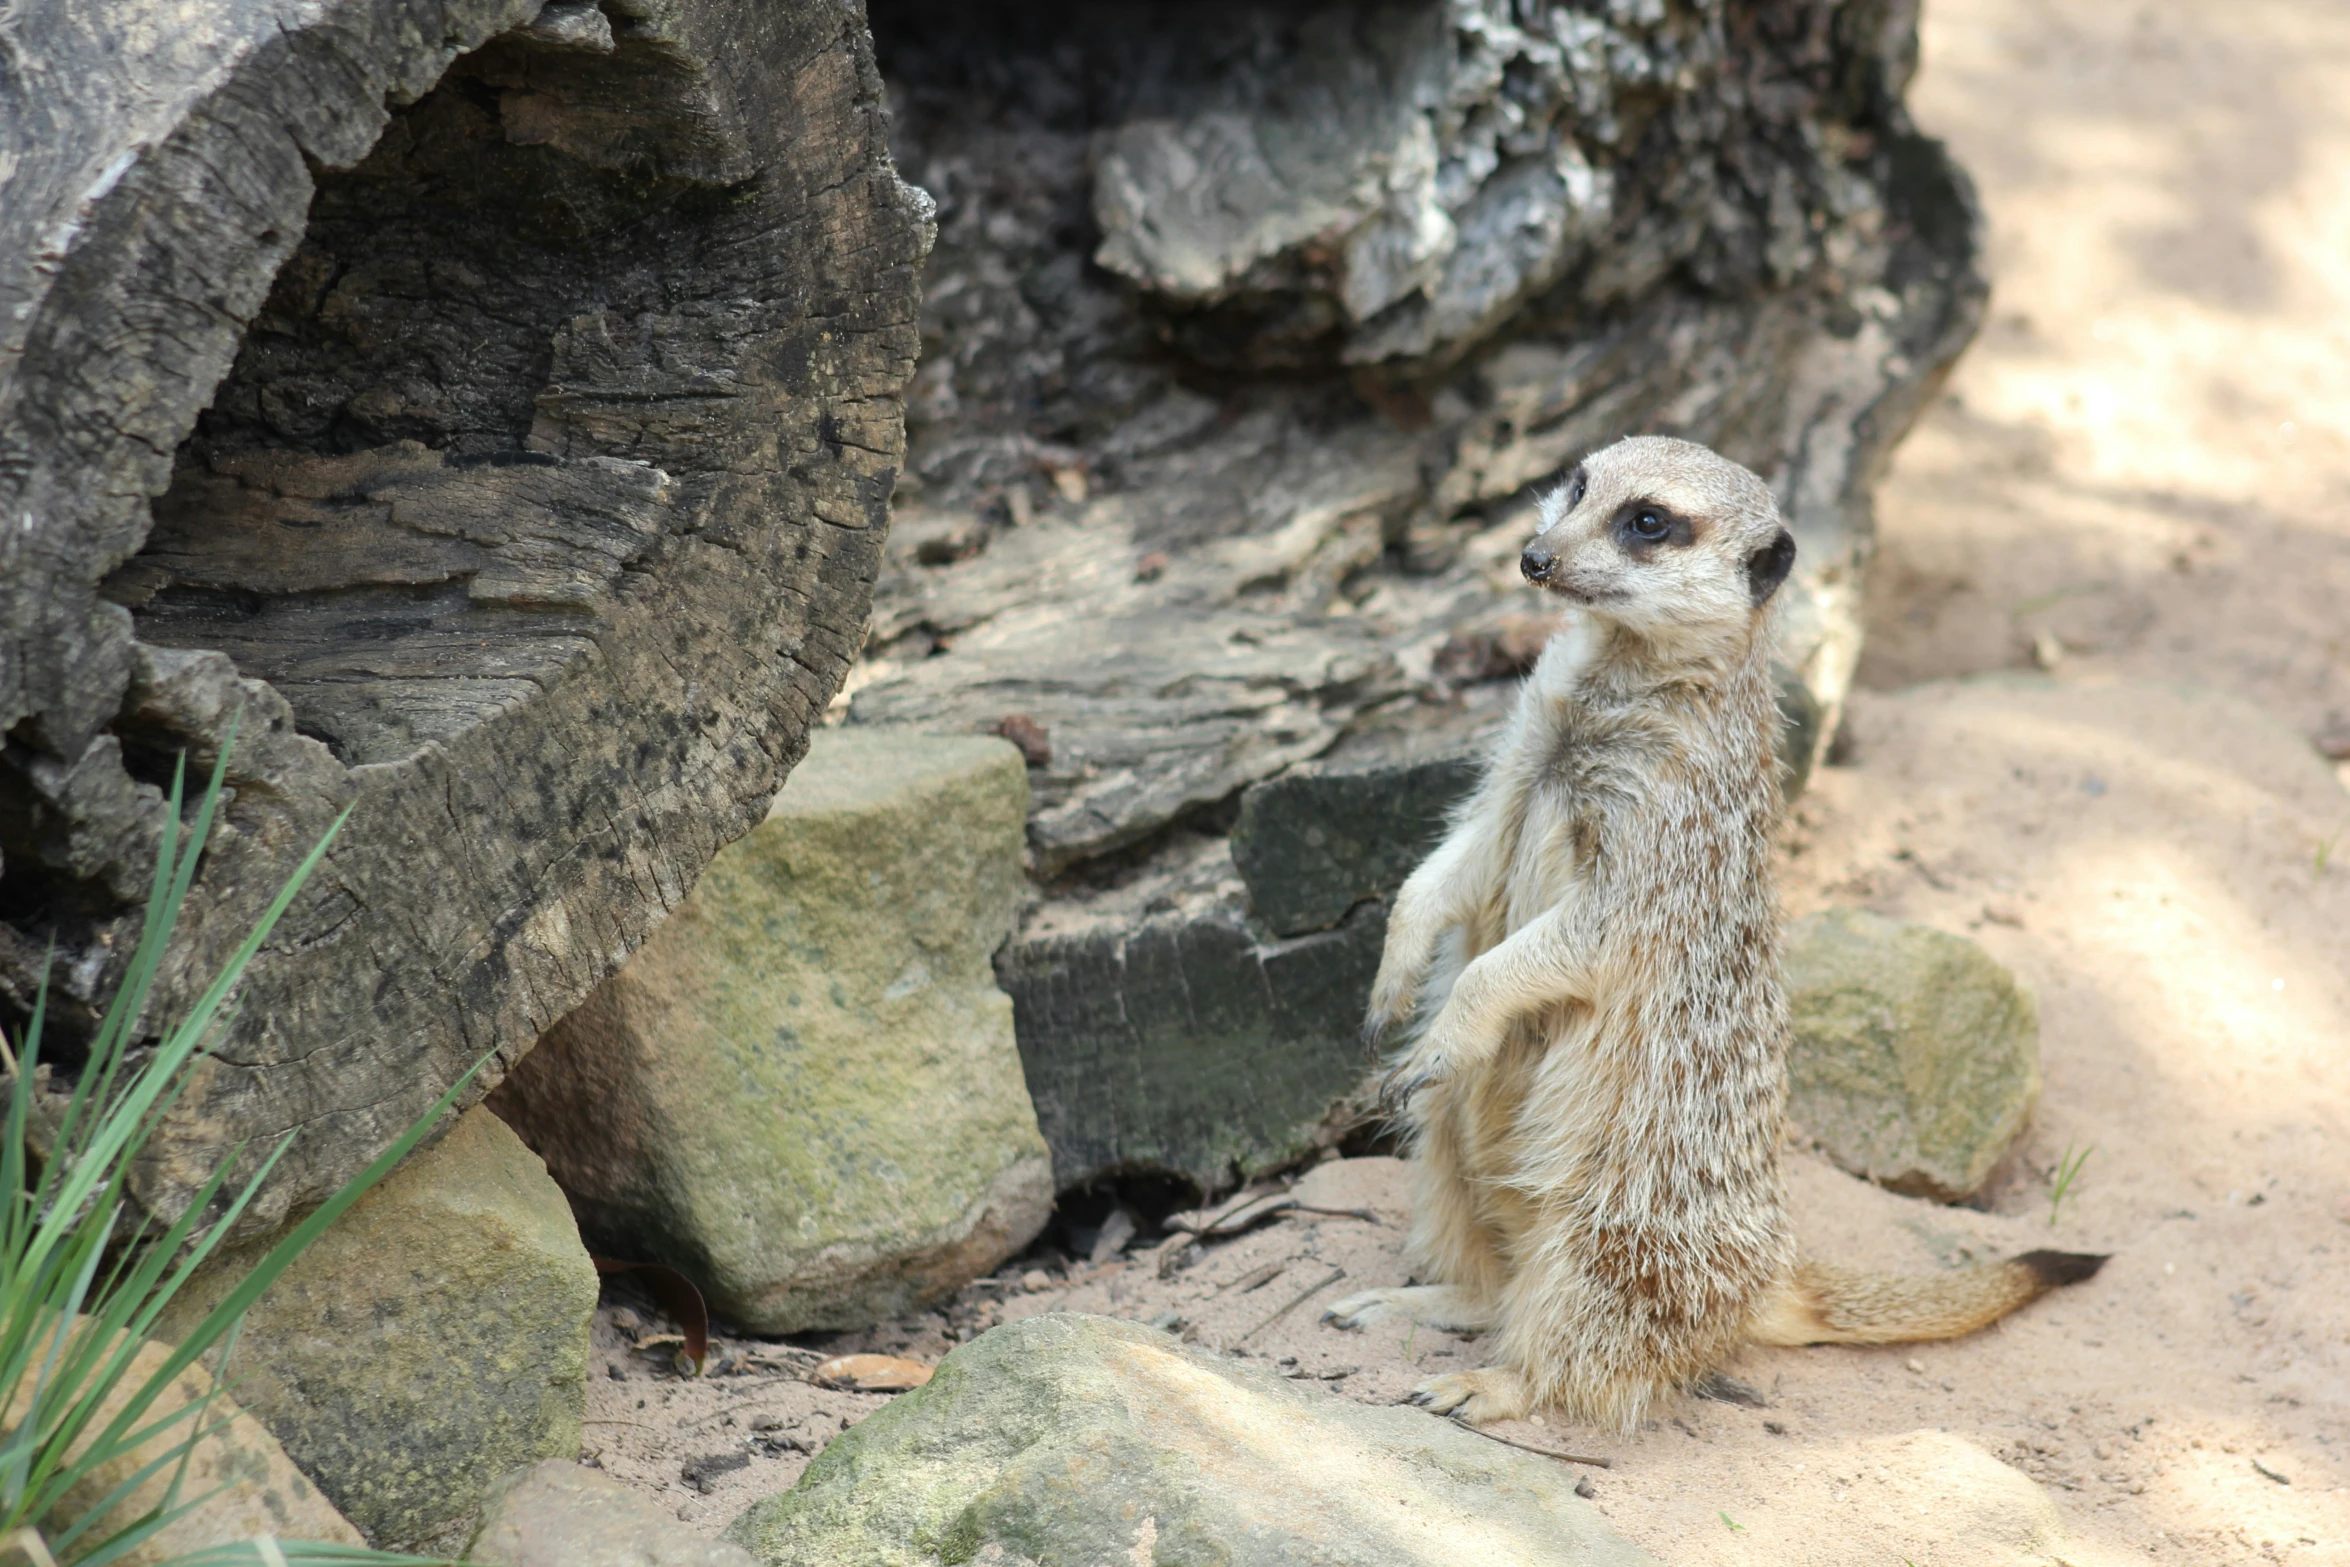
[492,729,1052,1331]
[1785,908,2040,1201]
[155,1106,597,1553]
[725,1314,1659,1567]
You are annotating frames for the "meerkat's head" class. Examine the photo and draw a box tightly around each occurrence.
[1519,436,1796,646]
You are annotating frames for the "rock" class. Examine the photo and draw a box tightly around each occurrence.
[1784,909,2040,1202]
[155,1106,598,1553]
[8,1327,362,1566]
[470,1460,755,1567]
[491,730,1053,1333]
[999,904,1384,1197]
[1808,1430,2132,1567]
[724,1313,1660,1567]
[1231,755,1479,937]
[0,0,929,1243]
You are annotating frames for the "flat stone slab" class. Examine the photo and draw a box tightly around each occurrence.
[1230,754,1479,937]
[724,1313,1660,1567]
[999,905,1383,1197]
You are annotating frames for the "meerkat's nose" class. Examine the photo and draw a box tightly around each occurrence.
[1520,544,1556,583]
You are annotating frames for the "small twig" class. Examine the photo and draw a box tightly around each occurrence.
[1239,1265,1346,1344]
[1452,1419,1614,1469]
[1217,1261,1286,1296]
[1166,1185,1285,1233]
[1155,1190,1381,1276]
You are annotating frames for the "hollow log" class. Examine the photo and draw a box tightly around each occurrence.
[0,0,930,1233]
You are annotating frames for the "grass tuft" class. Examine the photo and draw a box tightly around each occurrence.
[2046,1143,2095,1227]
[1,729,479,1565]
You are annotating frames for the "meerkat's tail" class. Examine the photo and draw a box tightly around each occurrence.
[1749,1251,2109,1346]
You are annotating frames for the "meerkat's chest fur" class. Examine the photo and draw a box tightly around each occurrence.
[1478,615,1757,975]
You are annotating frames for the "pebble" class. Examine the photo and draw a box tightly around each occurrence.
[1021,1269,1053,1293]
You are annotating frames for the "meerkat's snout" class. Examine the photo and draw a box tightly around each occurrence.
[1520,543,1558,583]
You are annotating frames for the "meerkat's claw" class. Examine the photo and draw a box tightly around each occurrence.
[1377,1060,1443,1112]
[1322,1288,1394,1331]
[1409,1367,1533,1425]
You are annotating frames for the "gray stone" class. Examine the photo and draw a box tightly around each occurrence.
[724,1313,1660,1567]
[1784,909,2041,1202]
[470,1461,755,1567]
[491,730,1053,1333]
[155,1106,598,1554]
[1231,755,1479,937]
[999,905,1384,1198]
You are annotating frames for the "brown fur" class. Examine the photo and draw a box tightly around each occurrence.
[1323,436,2106,1430]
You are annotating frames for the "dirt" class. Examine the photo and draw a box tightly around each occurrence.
[579,0,2350,1559]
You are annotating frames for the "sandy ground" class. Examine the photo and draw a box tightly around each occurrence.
[579,0,2350,1559]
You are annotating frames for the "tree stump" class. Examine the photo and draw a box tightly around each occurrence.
[0,0,930,1233]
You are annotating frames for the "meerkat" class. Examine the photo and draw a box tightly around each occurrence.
[1323,435,2105,1430]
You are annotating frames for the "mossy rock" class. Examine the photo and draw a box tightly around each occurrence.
[725,1314,1658,1567]
[1785,908,2040,1201]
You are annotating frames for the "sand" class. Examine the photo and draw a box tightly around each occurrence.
[579,0,2350,1559]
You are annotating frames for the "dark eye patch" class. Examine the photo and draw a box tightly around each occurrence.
[1611,498,1694,554]
[1566,465,1588,508]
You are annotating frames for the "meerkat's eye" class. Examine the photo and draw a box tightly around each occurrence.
[1629,508,1668,542]
[1567,467,1588,508]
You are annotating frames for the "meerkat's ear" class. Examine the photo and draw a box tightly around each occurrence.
[1746,529,1796,607]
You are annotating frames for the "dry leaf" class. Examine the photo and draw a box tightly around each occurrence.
[813,1353,934,1392]
[593,1257,710,1374]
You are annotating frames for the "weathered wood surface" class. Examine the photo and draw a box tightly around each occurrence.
[838,0,1984,1198]
[0,0,930,1232]
[853,0,1982,874]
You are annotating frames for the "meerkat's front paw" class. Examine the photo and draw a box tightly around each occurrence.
[1407,1366,1533,1425]
[1379,1007,1492,1108]
[1376,1051,1445,1112]
[1325,1284,1495,1334]
[1322,1287,1406,1331]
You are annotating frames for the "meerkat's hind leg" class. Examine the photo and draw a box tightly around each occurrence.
[1408,1365,1533,1425]
[1322,1284,1495,1334]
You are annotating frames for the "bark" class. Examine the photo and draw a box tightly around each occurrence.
[0,0,930,1233]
